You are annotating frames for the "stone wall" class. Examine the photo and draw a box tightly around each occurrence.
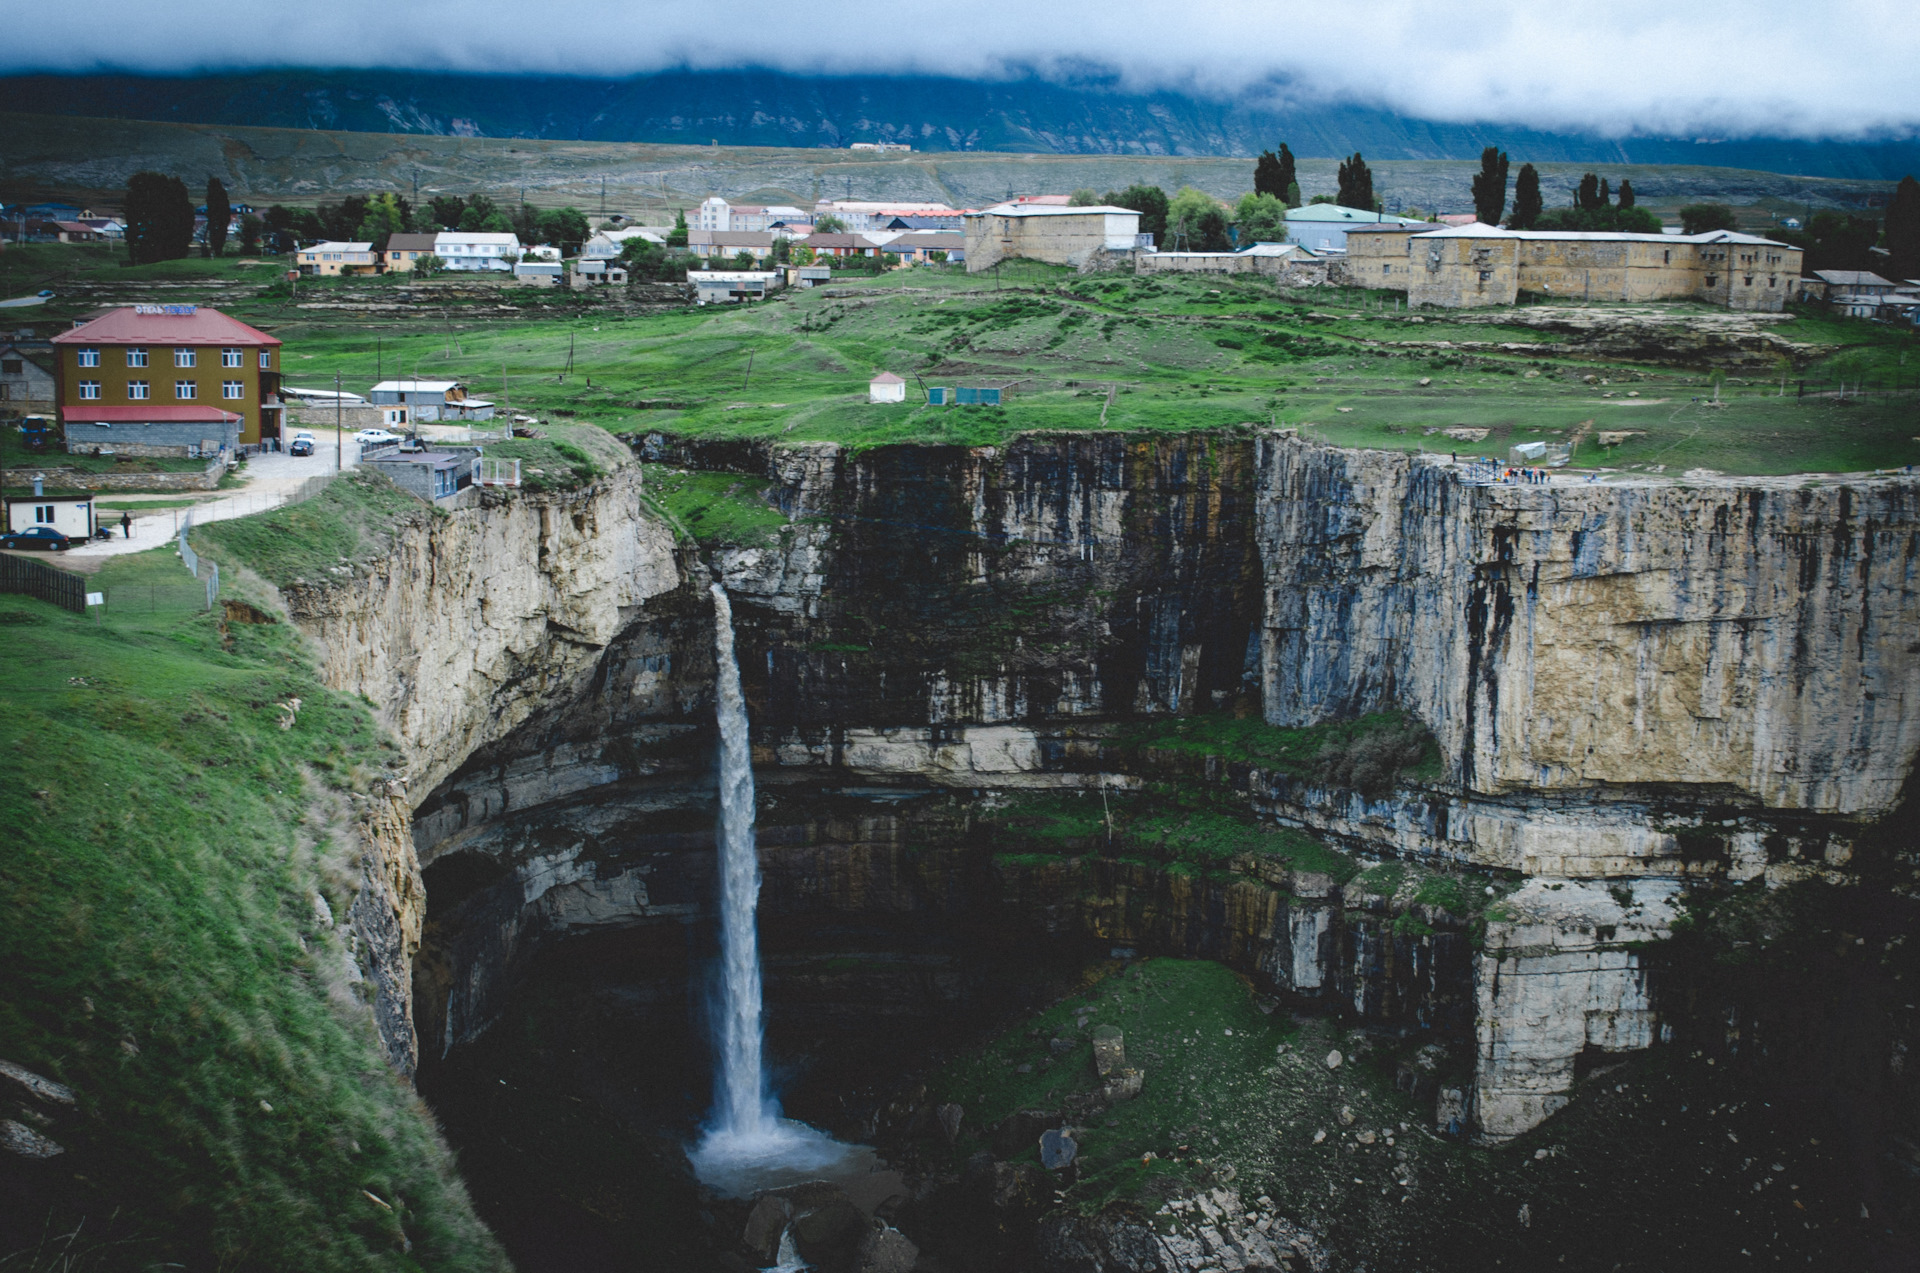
[1,459,225,490]
[965,210,1137,272]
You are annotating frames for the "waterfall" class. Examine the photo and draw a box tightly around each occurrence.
[709,582,774,1137]
[691,583,869,1201]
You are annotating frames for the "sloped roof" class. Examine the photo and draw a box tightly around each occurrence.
[53,306,280,347]
[61,405,242,423]
[385,233,439,252]
[1813,270,1895,286]
[870,372,905,384]
[972,204,1137,218]
[1286,206,1428,226]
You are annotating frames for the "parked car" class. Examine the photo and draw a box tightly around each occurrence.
[353,428,402,447]
[288,430,316,457]
[1,526,73,551]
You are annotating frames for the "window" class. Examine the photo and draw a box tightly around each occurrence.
[221,347,242,368]
[1,358,19,375]
[128,380,149,400]
[175,380,197,400]
[1663,250,1670,264]
[223,380,244,399]
[174,348,196,368]
[127,346,147,367]
[258,350,272,369]
[35,505,54,523]
[76,347,99,367]
[78,380,100,399]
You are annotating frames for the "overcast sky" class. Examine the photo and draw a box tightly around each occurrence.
[5,0,1915,139]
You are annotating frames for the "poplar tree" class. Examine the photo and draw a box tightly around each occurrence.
[1471,147,1509,225]
[1617,180,1636,209]
[1336,153,1374,211]
[1255,144,1299,207]
[124,171,194,265]
[204,176,231,257]
[1508,164,1543,229]
[1576,173,1601,212]
[1884,174,1920,279]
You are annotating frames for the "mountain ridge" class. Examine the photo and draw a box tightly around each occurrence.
[2,67,1916,181]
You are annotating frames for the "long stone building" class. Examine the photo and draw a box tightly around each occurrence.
[1346,222,1803,310]
[962,203,1145,272]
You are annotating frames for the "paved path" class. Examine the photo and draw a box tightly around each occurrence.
[65,446,364,561]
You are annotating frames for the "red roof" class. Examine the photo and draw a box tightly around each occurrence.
[53,306,281,348]
[870,372,905,384]
[61,406,243,423]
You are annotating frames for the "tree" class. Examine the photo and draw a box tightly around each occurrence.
[1779,211,1879,272]
[1535,205,1662,234]
[124,171,194,265]
[1470,147,1509,226]
[1166,186,1224,250]
[1617,180,1636,210]
[1575,173,1602,212]
[1254,145,1298,204]
[791,244,816,265]
[927,250,948,263]
[667,210,690,247]
[1068,188,1102,206]
[618,237,667,280]
[1195,207,1232,252]
[538,207,591,256]
[429,195,468,230]
[354,193,407,252]
[813,213,847,234]
[1102,184,1169,245]
[1881,174,1920,279]
[413,253,446,277]
[770,236,792,265]
[204,176,232,258]
[1679,203,1739,234]
[1335,153,1374,211]
[1233,191,1288,244]
[1308,193,1336,205]
[238,213,263,254]
[1598,178,1612,209]
[733,250,757,270]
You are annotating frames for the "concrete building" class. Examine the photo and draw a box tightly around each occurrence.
[60,407,243,458]
[570,259,628,289]
[1810,270,1899,317]
[433,231,520,272]
[1344,222,1439,290]
[869,230,963,263]
[689,230,777,262]
[383,233,440,272]
[689,271,783,305]
[962,204,1145,272]
[363,446,479,502]
[51,305,283,444]
[1,341,56,413]
[368,380,494,422]
[869,372,906,403]
[582,228,666,259]
[515,260,564,286]
[1283,206,1432,254]
[1387,224,1802,311]
[296,241,377,276]
[787,265,832,289]
[1137,242,1315,276]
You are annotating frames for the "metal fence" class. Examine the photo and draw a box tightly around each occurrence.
[177,509,219,610]
[0,553,86,613]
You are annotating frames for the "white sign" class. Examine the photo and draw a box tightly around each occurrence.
[85,592,104,606]
[133,304,198,316]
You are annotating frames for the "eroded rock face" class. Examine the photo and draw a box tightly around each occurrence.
[1257,436,1920,815]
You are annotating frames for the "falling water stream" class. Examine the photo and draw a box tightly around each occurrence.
[689,583,870,1203]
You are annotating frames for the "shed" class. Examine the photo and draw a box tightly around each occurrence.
[59,405,242,458]
[869,372,907,404]
[363,446,480,502]
[688,271,783,305]
[3,484,95,538]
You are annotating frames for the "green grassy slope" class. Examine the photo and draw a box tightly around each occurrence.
[0,547,506,1272]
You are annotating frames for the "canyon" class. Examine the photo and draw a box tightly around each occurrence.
[285,427,1918,1267]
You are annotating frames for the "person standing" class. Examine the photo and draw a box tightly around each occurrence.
[120,512,132,538]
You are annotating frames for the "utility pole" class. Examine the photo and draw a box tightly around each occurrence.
[334,371,343,472]
[376,337,382,386]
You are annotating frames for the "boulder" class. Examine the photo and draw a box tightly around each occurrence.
[1101,1067,1144,1103]
[742,1195,793,1264]
[856,1222,919,1273]
[1436,1087,1469,1136]
[793,1199,864,1264]
[1090,1025,1126,1077]
[1040,1127,1079,1172]
[1324,1049,1343,1070]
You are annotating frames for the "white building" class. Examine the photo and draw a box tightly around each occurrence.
[693,200,813,234]
[432,231,521,272]
[869,372,907,403]
[815,200,965,231]
[688,271,783,305]
[582,228,667,259]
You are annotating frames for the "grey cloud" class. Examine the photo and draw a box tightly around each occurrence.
[5,0,1915,139]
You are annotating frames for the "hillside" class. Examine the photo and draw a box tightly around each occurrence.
[3,67,1919,180]
[0,111,1895,223]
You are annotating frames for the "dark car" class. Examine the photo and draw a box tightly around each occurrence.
[288,435,315,457]
[1,526,73,551]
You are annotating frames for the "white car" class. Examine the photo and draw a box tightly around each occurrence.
[354,429,403,446]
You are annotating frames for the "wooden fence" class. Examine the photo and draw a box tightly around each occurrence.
[0,553,86,613]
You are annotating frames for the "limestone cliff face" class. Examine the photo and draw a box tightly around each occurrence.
[1257,435,1920,816]
[287,465,683,1071]
[287,466,682,798]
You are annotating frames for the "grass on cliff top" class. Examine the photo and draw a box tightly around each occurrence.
[480,421,632,493]
[0,556,506,1272]
[194,467,421,589]
[216,264,1920,474]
